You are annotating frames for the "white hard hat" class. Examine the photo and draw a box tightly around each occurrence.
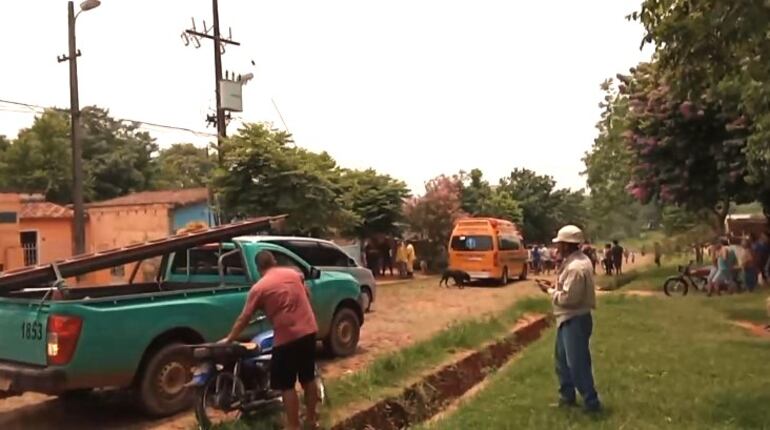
[553,225,584,244]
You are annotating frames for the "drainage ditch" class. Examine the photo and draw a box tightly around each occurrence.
[331,314,551,430]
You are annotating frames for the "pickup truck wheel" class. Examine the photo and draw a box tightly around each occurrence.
[58,388,93,402]
[323,308,360,357]
[360,287,373,313]
[138,343,195,417]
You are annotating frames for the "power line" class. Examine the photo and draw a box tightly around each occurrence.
[0,98,217,138]
[271,98,291,134]
[0,107,35,114]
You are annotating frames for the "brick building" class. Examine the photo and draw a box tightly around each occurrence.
[19,195,74,267]
[0,189,215,285]
[83,188,214,284]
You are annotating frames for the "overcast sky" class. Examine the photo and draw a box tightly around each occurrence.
[0,0,651,194]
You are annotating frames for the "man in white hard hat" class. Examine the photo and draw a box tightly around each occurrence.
[546,225,601,412]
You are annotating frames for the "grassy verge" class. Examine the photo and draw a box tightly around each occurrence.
[213,295,551,430]
[620,259,690,292]
[325,296,550,416]
[422,270,770,429]
[596,271,639,291]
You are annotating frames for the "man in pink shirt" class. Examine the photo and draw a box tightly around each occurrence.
[221,251,320,430]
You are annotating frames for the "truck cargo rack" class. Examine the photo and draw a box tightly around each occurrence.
[0,215,286,292]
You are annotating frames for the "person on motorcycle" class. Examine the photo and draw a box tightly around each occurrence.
[221,251,320,430]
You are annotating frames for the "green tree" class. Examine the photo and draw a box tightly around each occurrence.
[0,107,159,203]
[214,123,355,236]
[0,110,72,202]
[479,188,523,223]
[551,189,589,233]
[618,62,752,231]
[458,169,492,215]
[404,174,466,268]
[0,135,10,152]
[458,169,522,223]
[632,1,770,215]
[337,168,410,239]
[660,206,698,236]
[79,106,158,201]
[497,169,558,242]
[153,143,216,189]
[496,168,587,242]
[583,79,649,239]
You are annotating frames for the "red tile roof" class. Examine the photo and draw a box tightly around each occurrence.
[86,188,209,208]
[21,202,74,219]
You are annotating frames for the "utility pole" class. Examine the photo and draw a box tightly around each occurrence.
[211,0,226,158]
[58,0,100,256]
[182,0,240,165]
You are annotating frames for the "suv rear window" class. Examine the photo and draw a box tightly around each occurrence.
[264,240,319,265]
[171,248,246,278]
[263,240,352,267]
[316,243,353,267]
[451,235,494,251]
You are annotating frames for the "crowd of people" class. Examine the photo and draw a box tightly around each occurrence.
[363,237,416,278]
[528,240,637,277]
[528,244,560,275]
[702,233,770,296]
[597,240,634,276]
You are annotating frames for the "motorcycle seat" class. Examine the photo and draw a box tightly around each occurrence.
[192,342,260,360]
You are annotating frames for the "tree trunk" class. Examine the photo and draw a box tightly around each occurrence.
[712,202,729,236]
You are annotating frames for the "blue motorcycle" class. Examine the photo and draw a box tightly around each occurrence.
[189,329,326,430]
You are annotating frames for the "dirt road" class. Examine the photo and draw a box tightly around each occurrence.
[0,277,539,430]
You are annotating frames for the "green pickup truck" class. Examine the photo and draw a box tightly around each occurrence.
[0,218,364,416]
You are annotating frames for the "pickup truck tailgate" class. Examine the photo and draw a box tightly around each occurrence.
[0,301,48,366]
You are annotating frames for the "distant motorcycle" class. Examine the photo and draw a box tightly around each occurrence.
[663,262,709,296]
[189,327,326,430]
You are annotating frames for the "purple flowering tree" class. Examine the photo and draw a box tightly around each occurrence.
[619,62,753,232]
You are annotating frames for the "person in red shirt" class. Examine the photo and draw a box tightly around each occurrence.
[221,251,320,430]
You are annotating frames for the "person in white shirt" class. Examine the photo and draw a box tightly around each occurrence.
[544,225,601,413]
[540,245,552,274]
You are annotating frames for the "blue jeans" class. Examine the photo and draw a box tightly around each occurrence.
[555,313,600,410]
[744,268,758,292]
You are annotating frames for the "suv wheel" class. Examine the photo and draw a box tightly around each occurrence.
[323,308,360,357]
[360,287,372,313]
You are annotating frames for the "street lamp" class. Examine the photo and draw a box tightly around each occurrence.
[79,0,101,12]
[59,0,100,256]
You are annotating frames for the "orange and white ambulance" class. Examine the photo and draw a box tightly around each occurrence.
[447,217,528,284]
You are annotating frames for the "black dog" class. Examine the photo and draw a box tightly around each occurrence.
[439,270,471,288]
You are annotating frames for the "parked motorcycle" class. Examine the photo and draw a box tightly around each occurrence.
[189,328,326,430]
[663,261,709,296]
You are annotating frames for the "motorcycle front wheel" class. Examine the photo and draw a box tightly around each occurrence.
[195,372,245,430]
[663,277,688,296]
